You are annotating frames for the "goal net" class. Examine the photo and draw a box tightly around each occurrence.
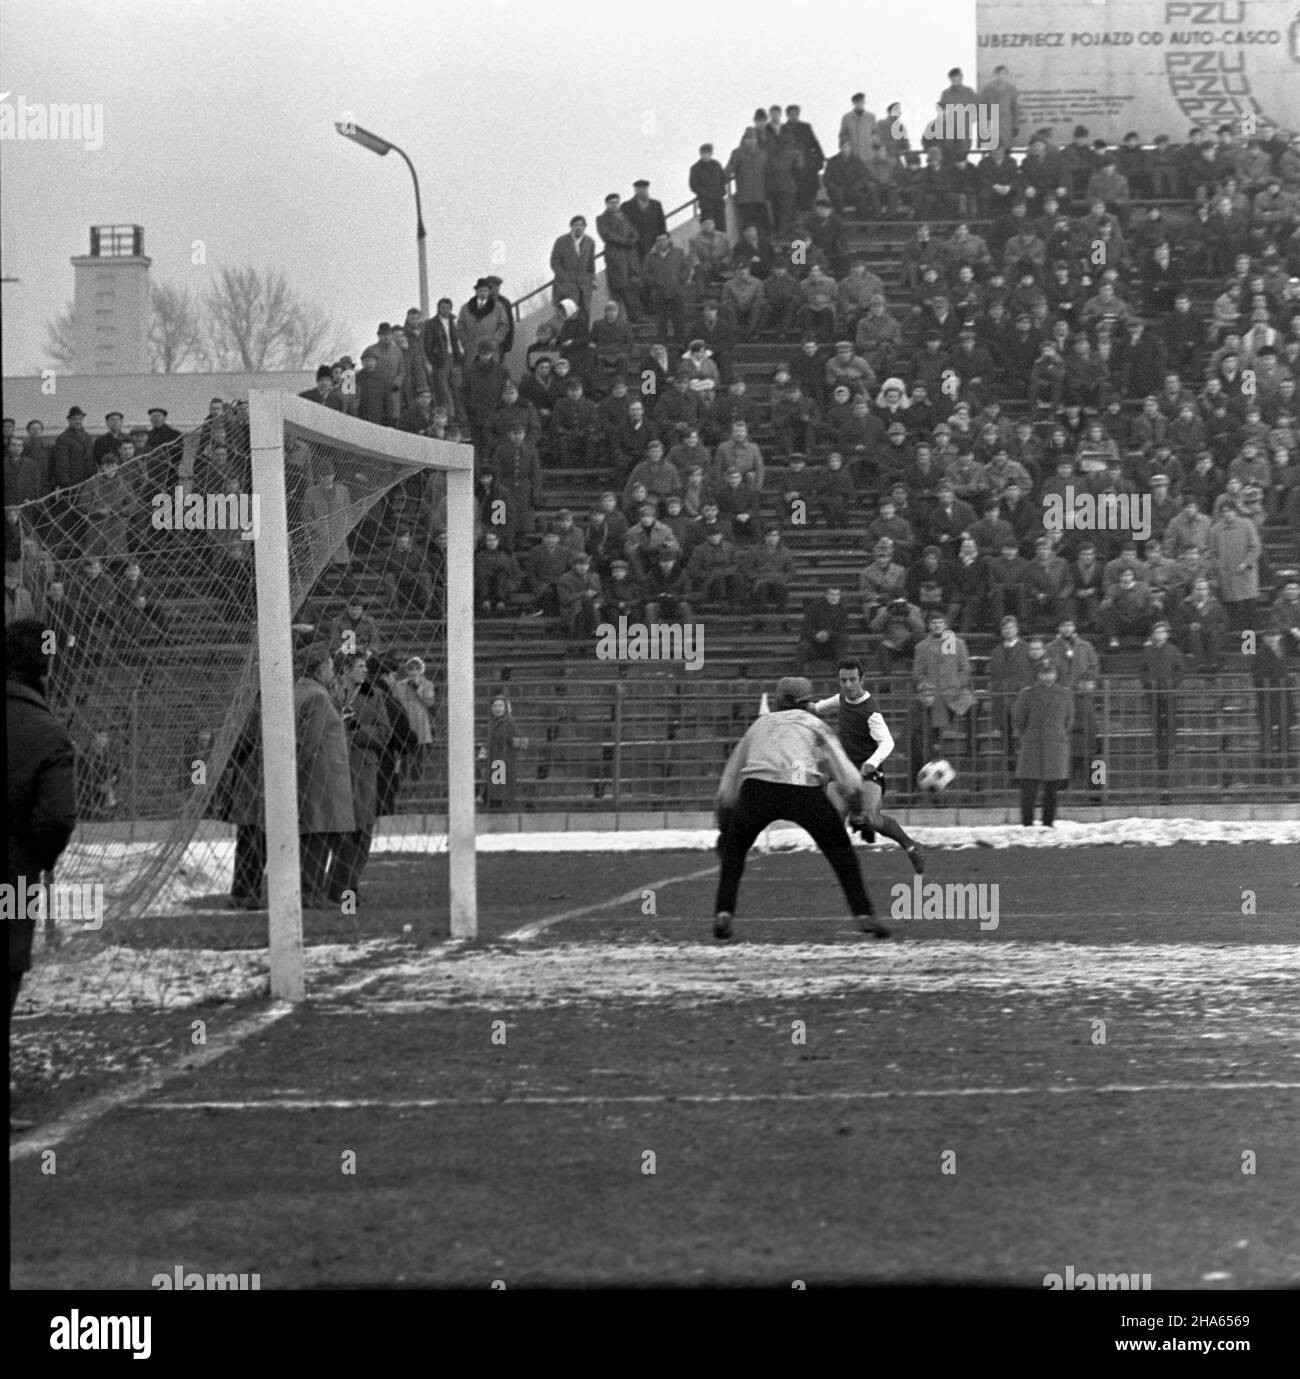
[8,392,476,1020]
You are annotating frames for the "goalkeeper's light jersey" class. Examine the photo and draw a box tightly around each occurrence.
[718,709,861,803]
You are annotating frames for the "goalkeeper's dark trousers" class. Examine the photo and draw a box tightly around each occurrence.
[715,778,873,918]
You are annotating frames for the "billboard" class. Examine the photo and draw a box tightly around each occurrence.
[976,0,1300,145]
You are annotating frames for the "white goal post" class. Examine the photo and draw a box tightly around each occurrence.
[248,389,478,1000]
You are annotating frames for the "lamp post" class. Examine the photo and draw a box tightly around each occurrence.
[334,121,428,318]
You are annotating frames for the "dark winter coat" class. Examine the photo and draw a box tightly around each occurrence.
[1012,681,1074,780]
[7,677,77,973]
[293,676,356,835]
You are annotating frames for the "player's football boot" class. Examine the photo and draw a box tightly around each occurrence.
[850,814,876,844]
[713,912,733,940]
[856,915,891,938]
[905,843,925,874]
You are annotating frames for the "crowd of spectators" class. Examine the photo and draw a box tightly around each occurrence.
[5,70,1299,797]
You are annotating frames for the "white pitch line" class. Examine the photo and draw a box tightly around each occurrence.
[9,1004,294,1162]
[497,911,1240,925]
[8,959,396,1162]
[502,864,718,942]
[135,1081,1300,1112]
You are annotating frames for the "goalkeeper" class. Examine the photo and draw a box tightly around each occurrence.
[712,676,889,941]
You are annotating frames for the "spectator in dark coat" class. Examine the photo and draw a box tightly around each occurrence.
[1252,625,1293,777]
[7,620,77,1020]
[1172,577,1228,674]
[474,530,522,612]
[294,646,355,907]
[726,131,770,234]
[795,586,850,673]
[1013,658,1074,826]
[1139,621,1186,775]
[623,180,668,260]
[50,407,95,495]
[215,701,266,910]
[988,615,1035,772]
[596,195,645,324]
[328,652,391,904]
[690,144,728,230]
[480,692,527,810]
[4,435,43,506]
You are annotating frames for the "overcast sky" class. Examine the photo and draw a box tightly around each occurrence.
[1,0,975,378]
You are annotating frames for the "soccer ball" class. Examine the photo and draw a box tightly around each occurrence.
[917,759,956,794]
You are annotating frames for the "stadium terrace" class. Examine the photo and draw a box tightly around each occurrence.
[594,615,705,671]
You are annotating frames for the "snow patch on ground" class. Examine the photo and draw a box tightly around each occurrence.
[380,818,1300,855]
[17,940,397,1017]
[353,940,1300,1011]
[42,818,1299,922]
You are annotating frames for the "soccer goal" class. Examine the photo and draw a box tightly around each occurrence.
[10,391,475,1016]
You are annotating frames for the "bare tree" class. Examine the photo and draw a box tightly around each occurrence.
[45,267,348,376]
[148,282,208,373]
[45,301,76,371]
[204,266,348,372]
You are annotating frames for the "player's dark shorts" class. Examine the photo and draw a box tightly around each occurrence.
[857,765,887,795]
[715,778,873,918]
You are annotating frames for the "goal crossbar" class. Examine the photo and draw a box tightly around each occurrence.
[248,390,477,1000]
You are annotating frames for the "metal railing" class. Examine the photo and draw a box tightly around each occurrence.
[509,195,703,322]
[425,676,1299,815]
[62,674,1298,825]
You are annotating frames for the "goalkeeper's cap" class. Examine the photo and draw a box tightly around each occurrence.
[775,675,815,707]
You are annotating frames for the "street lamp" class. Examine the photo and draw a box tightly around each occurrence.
[334,121,428,318]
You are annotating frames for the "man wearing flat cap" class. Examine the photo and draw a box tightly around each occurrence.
[550,216,596,326]
[92,411,130,465]
[712,675,889,940]
[50,406,95,495]
[623,179,667,261]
